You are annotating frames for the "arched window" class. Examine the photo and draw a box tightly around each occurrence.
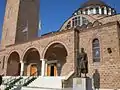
[66,21,71,29]
[90,8,94,14]
[85,9,88,14]
[92,39,100,62]
[96,7,99,14]
[101,8,104,14]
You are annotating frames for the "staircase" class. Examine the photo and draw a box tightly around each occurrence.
[22,71,75,90]
[1,71,74,90]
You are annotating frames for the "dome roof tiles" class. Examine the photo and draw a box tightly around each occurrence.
[80,0,109,8]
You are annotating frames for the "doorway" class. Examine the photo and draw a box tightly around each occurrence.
[47,63,57,76]
[30,64,37,76]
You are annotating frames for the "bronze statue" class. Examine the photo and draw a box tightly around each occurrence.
[76,48,88,77]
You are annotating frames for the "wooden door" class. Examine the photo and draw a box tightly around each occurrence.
[47,64,57,76]
[54,65,57,76]
[47,65,51,76]
[30,64,37,76]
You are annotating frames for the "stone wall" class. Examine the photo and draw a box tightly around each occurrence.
[79,21,120,89]
[0,30,75,76]
[1,0,20,49]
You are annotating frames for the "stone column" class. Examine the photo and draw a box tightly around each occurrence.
[88,9,90,15]
[40,59,46,76]
[93,8,96,14]
[104,7,107,15]
[83,10,86,14]
[20,61,24,76]
[99,7,102,14]
[108,8,112,15]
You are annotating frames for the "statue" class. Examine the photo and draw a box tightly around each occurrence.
[76,48,88,77]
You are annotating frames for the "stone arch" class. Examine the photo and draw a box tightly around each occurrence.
[21,46,40,61]
[23,48,41,76]
[6,51,20,76]
[42,41,68,58]
[43,42,68,76]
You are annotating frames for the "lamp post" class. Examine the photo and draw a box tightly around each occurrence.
[57,61,61,76]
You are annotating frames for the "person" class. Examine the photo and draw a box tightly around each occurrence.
[77,48,88,77]
[93,69,100,90]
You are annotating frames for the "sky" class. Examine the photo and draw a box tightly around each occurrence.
[0,0,120,38]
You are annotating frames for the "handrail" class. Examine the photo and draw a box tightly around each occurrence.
[3,71,38,90]
[5,77,22,90]
[17,71,38,86]
[62,71,75,88]
[64,71,74,80]
[3,76,16,85]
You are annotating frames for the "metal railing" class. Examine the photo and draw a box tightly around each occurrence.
[5,77,23,90]
[62,71,75,88]
[2,71,38,90]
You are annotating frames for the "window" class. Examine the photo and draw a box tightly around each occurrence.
[92,39,100,62]
[112,10,116,15]
[85,9,88,14]
[90,8,94,14]
[67,16,89,28]
[66,21,71,29]
[82,17,89,25]
[74,17,77,26]
[96,7,99,14]
[72,18,75,27]
[101,8,104,14]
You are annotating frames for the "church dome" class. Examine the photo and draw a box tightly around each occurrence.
[73,0,116,16]
[80,0,108,8]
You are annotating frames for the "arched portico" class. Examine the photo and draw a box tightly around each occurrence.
[6,52,20,76]
[23,48,41,76]
[44,43,68,76]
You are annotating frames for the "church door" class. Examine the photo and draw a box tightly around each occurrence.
[30,64,37,76]
[47,64,57,76]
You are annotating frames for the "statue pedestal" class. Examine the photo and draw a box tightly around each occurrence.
[73,77,92,90]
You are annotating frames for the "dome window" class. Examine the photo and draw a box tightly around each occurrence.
[66,16,90,28]
[90,8,94,14]
[96,7,99,14]
[101,8,104,14]
[66,21,71,29]
[85,9,88,15]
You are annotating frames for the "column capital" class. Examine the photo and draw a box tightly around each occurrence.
[40,59,47,61]
[20,60,23,63]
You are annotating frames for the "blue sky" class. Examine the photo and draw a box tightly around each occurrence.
[0,0,120,38]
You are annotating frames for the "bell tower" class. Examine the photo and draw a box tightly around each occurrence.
[1,0,39,49]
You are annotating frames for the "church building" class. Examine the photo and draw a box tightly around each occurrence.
[0,0,120,89]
